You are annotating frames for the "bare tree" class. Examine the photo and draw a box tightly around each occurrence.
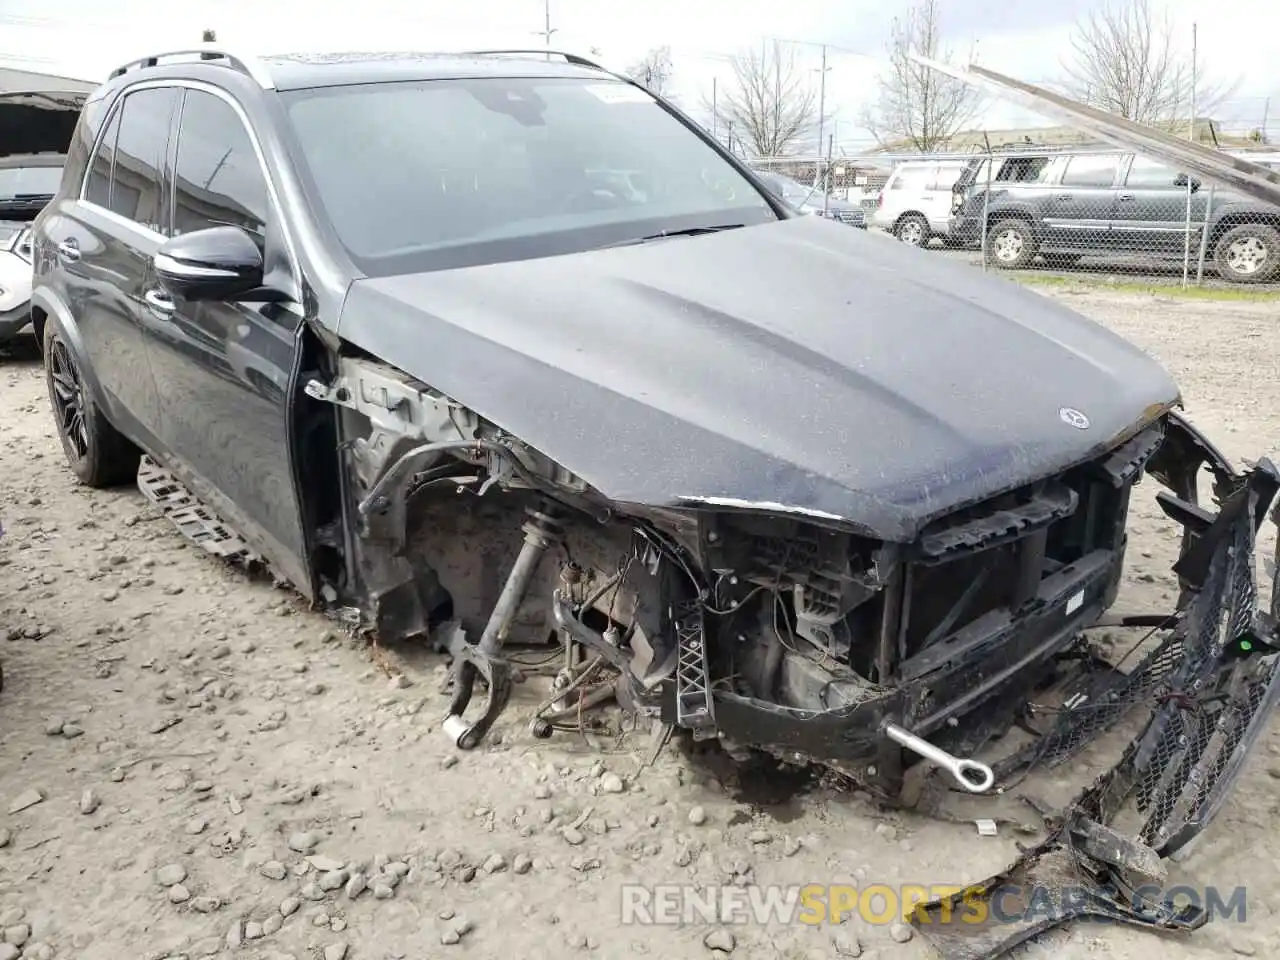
[625,46,673,96]
[704,41,818,158]
[202,29,217,42]
[1063,0,1236,125]
[863,0,980,152]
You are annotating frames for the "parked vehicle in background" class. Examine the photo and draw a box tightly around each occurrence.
[950,149,1280,282]
[0,91,86,346]
[753,169,866,227]
[870,159,967,246]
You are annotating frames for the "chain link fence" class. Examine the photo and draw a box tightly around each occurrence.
[750,145,1280,287]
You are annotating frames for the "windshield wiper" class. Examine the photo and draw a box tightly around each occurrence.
[605,224,745,248]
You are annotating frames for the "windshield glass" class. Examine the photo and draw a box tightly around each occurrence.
[283,77,777,275]
[0,165,61,200]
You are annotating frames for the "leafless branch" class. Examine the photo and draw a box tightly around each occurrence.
[624,46,673,96]
[702,41,819,158]
[863,0,982,153]
[1062,0,1239,126]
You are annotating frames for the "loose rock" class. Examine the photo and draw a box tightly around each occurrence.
[260,860,288,880]
[688,806,707,826]
[168,883,191,904]
[2,925,30,947]
[483,853,508,874]
[79,787,100,815]
[599,773,625,794]
[831,930,862,957]
[8,788,44,814]
[889,922,914,943]
[513,853,533,875]
[319,868,350,891]
[703,929,735,952]
[562,827,586,845]
[345,873,368,899]
[288,830,319,853]
[156,863,187,886]
[324,944,349,960]
[280,897,301,917]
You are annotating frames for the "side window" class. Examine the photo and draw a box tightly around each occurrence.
[996,156,1052,184]
[83,108,121,207]
[890,165,931,190]
[109,88,178,231]
[927,165,963,192]
[1061,154,1122,188]
[173,90,270,239]
[1124,156,1180,188]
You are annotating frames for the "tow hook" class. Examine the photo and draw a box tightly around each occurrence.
[882,721,996,793]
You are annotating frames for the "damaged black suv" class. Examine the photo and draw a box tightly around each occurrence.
[28,49,1280,815]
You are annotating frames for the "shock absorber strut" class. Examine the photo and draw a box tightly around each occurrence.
[443,504,563,750]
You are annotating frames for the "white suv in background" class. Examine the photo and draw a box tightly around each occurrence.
[871,159,968,247]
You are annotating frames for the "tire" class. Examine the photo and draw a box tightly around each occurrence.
[894,214,930,247]
[1213,222,1280,283]
[985,219,1038,270]
[42,321,140,487]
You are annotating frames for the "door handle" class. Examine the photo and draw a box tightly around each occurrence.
[143,288,175,315]
[1118,193,1136,201]
[55,239,80,263]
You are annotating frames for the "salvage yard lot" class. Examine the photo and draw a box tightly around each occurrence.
[1,285,1280,960]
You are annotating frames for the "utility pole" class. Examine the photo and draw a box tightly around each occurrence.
[814,44,830,189]
[711,77,718,142]
[1263,97,1271,145]
[533,0,557,59]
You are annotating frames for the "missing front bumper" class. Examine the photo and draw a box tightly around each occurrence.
[910,455,1280,959]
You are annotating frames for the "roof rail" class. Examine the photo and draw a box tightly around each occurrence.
[462,49,611,72]
[108,48,275,89]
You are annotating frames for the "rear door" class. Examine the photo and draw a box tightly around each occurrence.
[49,85,176,444]
[143,85,308,582]
[1043,153,1123,252]
[1113,154,1208,253]
[925,162,964,228]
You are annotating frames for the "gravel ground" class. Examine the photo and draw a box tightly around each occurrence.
[2,286,1280,960]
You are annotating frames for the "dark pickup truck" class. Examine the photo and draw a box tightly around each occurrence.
[949,149,1280,283]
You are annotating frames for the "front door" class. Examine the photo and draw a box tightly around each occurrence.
[1112,154,1209,255]
[1043,153,1123,253]
[142,85,310,588]
[47,86,177,445]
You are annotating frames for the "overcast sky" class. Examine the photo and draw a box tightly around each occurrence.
[1,0,1275,154]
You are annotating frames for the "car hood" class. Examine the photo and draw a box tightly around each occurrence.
[338,215,1179,541]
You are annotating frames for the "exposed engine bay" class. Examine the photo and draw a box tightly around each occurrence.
[297,353,1259,803]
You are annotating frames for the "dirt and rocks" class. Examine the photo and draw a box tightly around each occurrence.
[1,286,1279,960]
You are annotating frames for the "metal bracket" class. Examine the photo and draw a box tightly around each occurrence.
[673,600,715,734]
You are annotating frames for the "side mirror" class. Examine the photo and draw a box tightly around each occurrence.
[154,225,264,302]
[1173,173,1202,192]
